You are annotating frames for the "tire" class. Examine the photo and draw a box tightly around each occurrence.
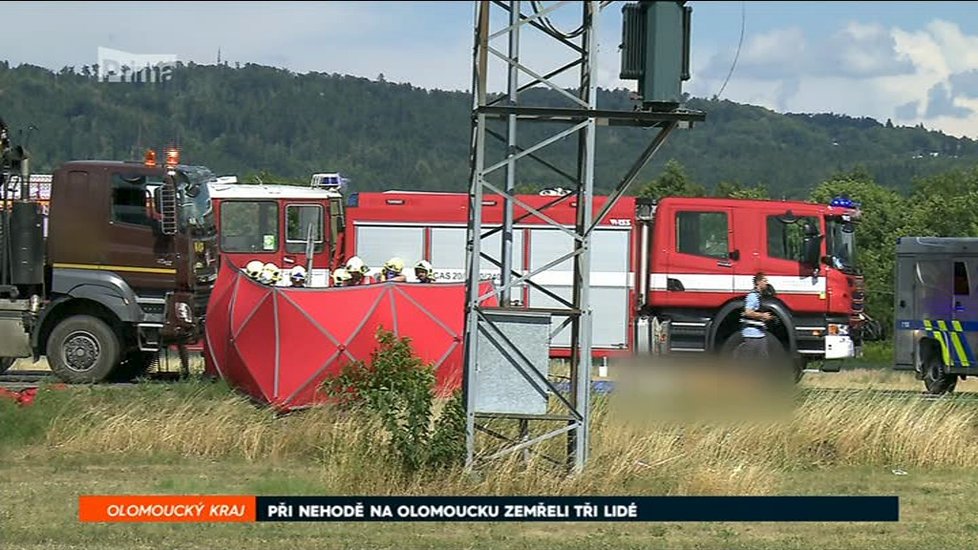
[923,353,957,395]
[46,315,121,384]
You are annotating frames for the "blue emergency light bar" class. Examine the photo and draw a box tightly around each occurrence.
[830,196,860,209]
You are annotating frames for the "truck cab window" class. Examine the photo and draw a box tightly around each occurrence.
[954,261,970,296]
[220,201,279,253]
[285,204,324,253]
[676,211,728,259]
[111,173,153,227]
[767,215,819,262]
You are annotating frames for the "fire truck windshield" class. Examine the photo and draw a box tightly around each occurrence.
[826,217,857,273]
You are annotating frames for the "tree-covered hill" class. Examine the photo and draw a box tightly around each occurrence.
[1,61,976,197]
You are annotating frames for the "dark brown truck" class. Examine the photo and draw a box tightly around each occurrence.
[1,142,218,382]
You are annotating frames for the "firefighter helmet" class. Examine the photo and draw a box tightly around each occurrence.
[345,256,369,274]
[245,260,263,279]
[383,257,405,273]
[260,262,281,285]
[414,260,434,279]
[332,268,352,285]
[290,265,307,282]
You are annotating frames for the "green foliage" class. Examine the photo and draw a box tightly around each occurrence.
[639,159,706,200]
[320,328,465,472]
[714,180,770,199]
[0,386,77,450]
[4,63,977,196]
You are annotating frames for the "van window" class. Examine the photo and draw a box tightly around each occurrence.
[285,204,324,253]
[220,201,279,253]
[676,211,728,259]
[954,261,970,296]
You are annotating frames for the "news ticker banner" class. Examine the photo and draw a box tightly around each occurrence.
[78,495,899,523]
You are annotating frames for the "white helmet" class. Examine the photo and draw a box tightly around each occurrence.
[245,260,264,279]
[290,265,307,282]
[345,256,368,274]
[332,268,352,285]
[414,260,434,278]
[259,262,281,284]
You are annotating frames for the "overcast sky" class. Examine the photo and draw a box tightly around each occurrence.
[2,1,977,138]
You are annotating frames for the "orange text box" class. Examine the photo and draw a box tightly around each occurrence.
[79,495,256,523]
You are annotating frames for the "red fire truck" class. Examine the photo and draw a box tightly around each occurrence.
[208,180,864,373]
[207,175,347,287]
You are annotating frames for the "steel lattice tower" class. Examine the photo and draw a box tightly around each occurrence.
[462,0,705,472]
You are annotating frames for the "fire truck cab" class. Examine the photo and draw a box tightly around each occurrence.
[636,195,863,375]
[208,176,346,286]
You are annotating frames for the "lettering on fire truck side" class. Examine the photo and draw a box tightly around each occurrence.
[609,219,631,227]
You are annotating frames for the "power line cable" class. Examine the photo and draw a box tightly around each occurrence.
[714,1,746,100]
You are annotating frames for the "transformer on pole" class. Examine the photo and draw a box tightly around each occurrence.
[463,0,705,473]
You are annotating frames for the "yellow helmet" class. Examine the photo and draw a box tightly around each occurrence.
[260,262,281,284]
[345,256,369,274]
[383,257,405,273]
[332,268,352,285]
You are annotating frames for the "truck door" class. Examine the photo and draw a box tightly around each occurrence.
[915,259,956,366]
[105,170,171,292]
[284,202,327,286]
[217,199,281,275]
[667,208,735,297]
[951,260,977,367]
[893,253,916,369]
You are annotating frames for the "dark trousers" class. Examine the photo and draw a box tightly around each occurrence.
[737,334,769,360]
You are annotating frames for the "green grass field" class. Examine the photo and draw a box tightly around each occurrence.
[3,364,978,549]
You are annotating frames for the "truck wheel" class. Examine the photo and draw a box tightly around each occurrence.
[46,315,121,384]
[923,354,957,395]
[0,357,13,374]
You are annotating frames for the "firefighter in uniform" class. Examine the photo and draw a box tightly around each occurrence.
[382,257,407,282]
[344,256,373,285]
[414,260,435,283]
[332,268,353,287]
[738,272,774,360]
[289,266,307,287]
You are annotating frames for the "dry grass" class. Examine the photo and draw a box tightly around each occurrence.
[6,377,971,500]
[801,368,934,392]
